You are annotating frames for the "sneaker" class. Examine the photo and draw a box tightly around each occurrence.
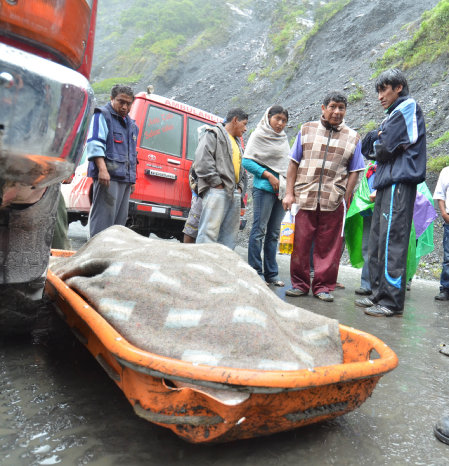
[355,287,372,296]
[285,288,307,297]
[355,297,374,308]
[314,292,334,302]
[266,279,285,287]
[364,304,403,317]
[434,414,449,445]
[435,291,449,301]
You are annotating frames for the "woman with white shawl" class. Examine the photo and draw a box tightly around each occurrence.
[243,106,290,286]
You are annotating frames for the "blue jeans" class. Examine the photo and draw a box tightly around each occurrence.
[440,223,449,291]
[248,188,285,281]
[196,188,240,249]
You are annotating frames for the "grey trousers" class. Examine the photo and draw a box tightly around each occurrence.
[89,179,131,238]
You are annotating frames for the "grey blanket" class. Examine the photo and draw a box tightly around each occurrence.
[51,226,343,371]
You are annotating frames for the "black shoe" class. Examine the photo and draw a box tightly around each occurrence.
[355,297,374,308]
[355,287,372,296]
[434,415,449,445]
[364,304,403,317]
[266,279,285,287]
[435,291,449,301]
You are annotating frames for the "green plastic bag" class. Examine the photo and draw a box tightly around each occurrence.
[344,163,434,281]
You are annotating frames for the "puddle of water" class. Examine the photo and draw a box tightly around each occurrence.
[1,267,449,465]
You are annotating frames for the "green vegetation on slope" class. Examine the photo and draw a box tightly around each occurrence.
[347,84,365,103]
[276,0,352,81]
[269,0,308,56]
[114,0,231,76]
[92,75,143,94]
[427,132,449,173]
[360,120,378,135]
[253,0,352,83]
[428,155,449,173]
[98,0,355,86]
[429,130,449,149]
[374,0,449,73]
[291,0,352,56]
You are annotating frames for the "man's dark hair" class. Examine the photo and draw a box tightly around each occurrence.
[323,92,347,108]
[111,84,135,100]
[268,105,289,121]
[225,108,248,122]
[375,68,409,96]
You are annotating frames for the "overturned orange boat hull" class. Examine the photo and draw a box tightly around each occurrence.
[46,250,398,443]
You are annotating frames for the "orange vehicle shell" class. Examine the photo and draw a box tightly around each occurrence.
[46,251,398,443]
[0,0,96,75]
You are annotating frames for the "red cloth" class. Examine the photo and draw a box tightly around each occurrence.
[366,164,377,179]
[290,203,344,294]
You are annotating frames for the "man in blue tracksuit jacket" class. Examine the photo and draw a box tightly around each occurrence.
[356,69,426,317]
[87,85,139,237]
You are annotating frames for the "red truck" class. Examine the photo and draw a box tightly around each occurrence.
[63,89,246,241]
[129,91,223,239]
[0,1,97,303]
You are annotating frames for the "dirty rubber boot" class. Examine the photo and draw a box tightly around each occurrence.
[434,414,449,445]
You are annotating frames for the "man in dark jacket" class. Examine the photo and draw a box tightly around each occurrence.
[195,108,248,249]
[87,85,139,237]
[357,69,426,317]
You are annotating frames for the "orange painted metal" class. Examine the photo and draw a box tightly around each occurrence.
[0,0,92,69]
[46,251,398,443]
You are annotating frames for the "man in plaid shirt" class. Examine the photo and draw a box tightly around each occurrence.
[283,92,365,302]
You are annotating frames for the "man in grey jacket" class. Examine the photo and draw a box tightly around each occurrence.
[195,108,248,249]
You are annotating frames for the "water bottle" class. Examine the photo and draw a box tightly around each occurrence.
[279,211,295,255]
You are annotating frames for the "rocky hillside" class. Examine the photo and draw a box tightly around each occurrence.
[92,0,448,136]
[91,0,449,280]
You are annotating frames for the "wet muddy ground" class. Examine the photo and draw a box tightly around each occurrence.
[1,224,449,465]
